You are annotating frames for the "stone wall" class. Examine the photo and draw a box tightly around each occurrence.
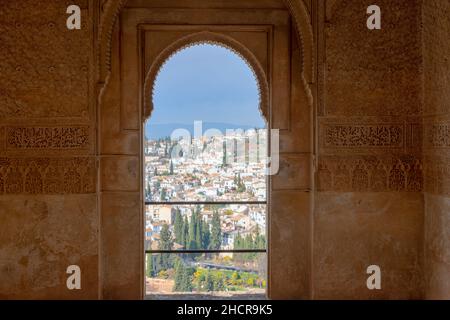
[314,0,424,299]
[422,0,450,300]
[0,0,449,300]
[0,0,98,299]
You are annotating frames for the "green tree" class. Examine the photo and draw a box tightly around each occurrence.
[234,233,242,249]
[182,266,194,292]
[156,224,173,271]
[214,272,225,291]
[181,216,189,248]
[234,233,243,262]
[222,141,227,167]
[174,209,183,243]
[173,260,194,292]
[195,207,203,249]
[201,220,211,250]
[236,173,246,193]
[160,188,167,201]
[254,225,266,250]
[169,160,174,175]
[210,210,222,250]
[145,180,152,200]
[173,259,185,292]
[231,271,240,285]
[205,271,215,292]
[146,253,154,277]
[188,209,197,250]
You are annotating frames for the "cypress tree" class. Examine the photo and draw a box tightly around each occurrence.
[205,271,215,292]
[188,209,197,249]
[174,209,183,243]
[210,210,222,250]
[157,224,173,270]
[181,216,189,248]
[222,141,227,167]
[160,188,167,201]
[202,220,211,250]
[234,233,242,249]
[169,160,174,175]
[173,259,184,292]
[195,213,203,250]
[146,253,154,277]
[182,267,194,292]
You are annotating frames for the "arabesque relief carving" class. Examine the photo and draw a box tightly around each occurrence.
[5,126,90,150]
[318,155,423,192]
[322,124,404,148]
[0,157,95,195]
[424,122,450,148]
[0,0,92,119]
[424,155,450,196]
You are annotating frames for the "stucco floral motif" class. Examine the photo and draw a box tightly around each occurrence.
[0,0,91,118]
[6,126,90,150]
[323,124,404,148]
[318,156,423,192]
[0,157,95,195]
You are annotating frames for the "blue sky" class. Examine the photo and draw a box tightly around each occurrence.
[148,44,266,128]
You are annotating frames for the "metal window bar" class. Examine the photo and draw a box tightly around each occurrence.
[145,201,267,254]
[145,201,267,206]
[146,249,266,254]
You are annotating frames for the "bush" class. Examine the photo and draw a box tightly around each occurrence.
[158,270,169,279]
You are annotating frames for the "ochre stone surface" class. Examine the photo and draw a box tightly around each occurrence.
[0,195,98,299]
[0,0,449,300]
[314,192,423,299]
[101,193,142,300]
[422,0,450,299]
[424,194,450,299]
[312,0,443,300]
[269,191,311,299]
[324,0,422,117]
[0,0,98,300]
[0,0,93,119]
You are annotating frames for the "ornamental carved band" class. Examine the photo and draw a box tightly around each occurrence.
[425,123,450,148]
[6,126,90,150]
[323,124,404,148]
[0,0,91,119]
[424,156,450,196]
[318,156,423,192]
[0,158,96,195]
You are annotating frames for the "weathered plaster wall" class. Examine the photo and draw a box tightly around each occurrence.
[315,0,424,299]
[1,0,448,300]
[422,0,450,300]
[0,0,98,299]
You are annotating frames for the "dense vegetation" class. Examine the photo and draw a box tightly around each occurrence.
[145,209,266,292]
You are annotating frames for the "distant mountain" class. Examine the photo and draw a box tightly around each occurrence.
[145,122,263,140]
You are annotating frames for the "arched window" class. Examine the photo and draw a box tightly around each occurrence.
[144,44,268,299]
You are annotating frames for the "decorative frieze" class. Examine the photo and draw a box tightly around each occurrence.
[320,121,422,153]
[322,124,404,148]
[5,126,90,150]
[424,122,450,148]
[423,155,450,196]
[318,155,423,192]
[0,157,95,195]
[0,0,92,119]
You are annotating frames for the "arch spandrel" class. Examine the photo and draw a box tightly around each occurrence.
[98,0,315,88]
